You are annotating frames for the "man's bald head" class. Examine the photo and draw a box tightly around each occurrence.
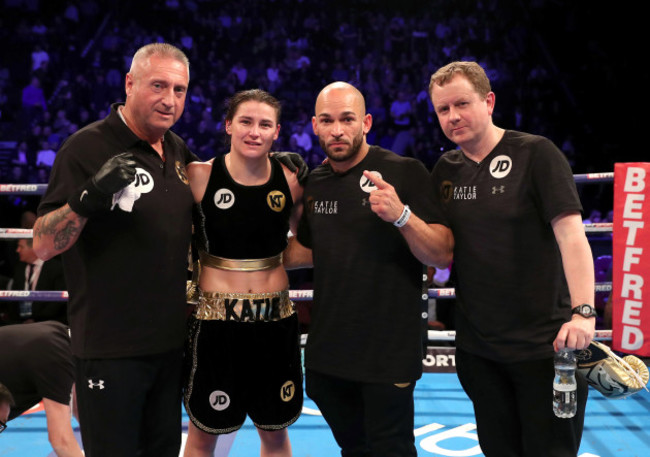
[315,82,367,116]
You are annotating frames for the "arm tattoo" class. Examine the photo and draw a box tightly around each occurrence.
[34,207,69,238]
[34,206,85,251]
[53,220,82,250]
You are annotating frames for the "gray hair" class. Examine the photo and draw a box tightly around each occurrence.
[130,43,190,78]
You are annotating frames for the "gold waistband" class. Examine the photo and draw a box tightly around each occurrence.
[199,251,283,271]
[195,289,294,322]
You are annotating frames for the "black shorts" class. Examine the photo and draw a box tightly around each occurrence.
[183,313,303,434]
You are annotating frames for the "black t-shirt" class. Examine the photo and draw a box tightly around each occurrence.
[297,146,441,383]
[0,321,74,420]
[430,130,583,362]
[38,104,197,358]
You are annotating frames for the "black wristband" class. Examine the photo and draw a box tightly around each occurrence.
[67,178,111,218]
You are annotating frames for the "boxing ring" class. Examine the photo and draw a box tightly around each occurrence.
[1,174,649,457]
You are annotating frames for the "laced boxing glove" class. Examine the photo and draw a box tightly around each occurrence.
[68,152,137,217]
[575,340,649,399]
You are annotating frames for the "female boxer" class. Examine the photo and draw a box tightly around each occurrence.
[183,89,303,457]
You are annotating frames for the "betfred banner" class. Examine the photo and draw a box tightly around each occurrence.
[612,163,650,356]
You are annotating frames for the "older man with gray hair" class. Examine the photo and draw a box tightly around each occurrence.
[33,43,196,457]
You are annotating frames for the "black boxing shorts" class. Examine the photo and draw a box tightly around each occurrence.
[183,290,303,434]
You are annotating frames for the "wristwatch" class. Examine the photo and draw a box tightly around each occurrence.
[571,304,597,318]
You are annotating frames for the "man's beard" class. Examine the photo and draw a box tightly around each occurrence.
[320,130,364,163]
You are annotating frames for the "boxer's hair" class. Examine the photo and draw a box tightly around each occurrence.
[130,43,190,78]
[225,89,282,124]
[429,61,491,99]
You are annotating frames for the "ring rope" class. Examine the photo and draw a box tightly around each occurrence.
[427,329,613,342]
[0,282,613,302]
[0,173,615,197]
[0,184,48,195]
[0,224,615,240]
[0,228,33,238]
[572,172,614,183]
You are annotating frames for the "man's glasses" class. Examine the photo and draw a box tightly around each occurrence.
[0,419,6,433]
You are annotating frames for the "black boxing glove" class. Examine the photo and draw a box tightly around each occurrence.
[271,151,309,185]
[68,152,137,217]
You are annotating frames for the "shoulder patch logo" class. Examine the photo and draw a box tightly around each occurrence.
[360,171,382,193]
[267,190,286,212]
[441,181,453,203]
[489,155,512,179]
[175,160,189,185]
[214,188,235,209]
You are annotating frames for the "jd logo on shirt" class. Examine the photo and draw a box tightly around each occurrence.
[214,189,235,210]
[133,168,154,193]
[360,171,382,193]
[489,155,512,179]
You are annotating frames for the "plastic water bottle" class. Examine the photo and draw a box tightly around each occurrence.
[553,348,577,418]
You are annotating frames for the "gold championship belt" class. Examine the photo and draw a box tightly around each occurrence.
[575,341,649,399]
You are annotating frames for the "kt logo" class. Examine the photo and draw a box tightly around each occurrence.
[281,381,295,402]
[267,190,286,212]
[489,155,512,179]
[441,181,453,203]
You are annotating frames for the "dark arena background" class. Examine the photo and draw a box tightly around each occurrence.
[0,1,648,456]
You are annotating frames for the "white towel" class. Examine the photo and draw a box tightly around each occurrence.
[111,182,141,212]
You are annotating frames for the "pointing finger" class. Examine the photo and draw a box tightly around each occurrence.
[363,170,389,190]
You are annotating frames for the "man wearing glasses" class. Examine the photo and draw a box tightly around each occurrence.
[0,322,83,456]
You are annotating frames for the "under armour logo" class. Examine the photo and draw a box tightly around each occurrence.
[492,186,505,194]
[88,379,105,390]
[80,190,88,201]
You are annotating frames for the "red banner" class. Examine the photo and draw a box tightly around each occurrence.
[612,163,650,356]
